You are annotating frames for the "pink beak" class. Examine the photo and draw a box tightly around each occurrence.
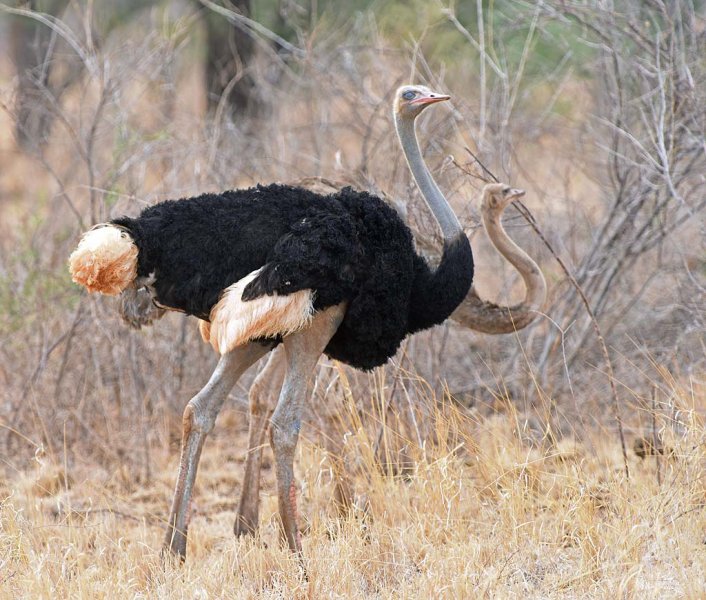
[411,91,451,105]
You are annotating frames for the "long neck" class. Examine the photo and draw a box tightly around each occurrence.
[450,193,547,334]
[481,201,546,313]
[396,112,473,333]
[395,115,463,242]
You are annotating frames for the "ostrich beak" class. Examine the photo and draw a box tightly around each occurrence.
[508,188,526,199]
[412,90,451,105]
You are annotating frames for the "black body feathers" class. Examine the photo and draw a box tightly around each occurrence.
[112,184,473,370]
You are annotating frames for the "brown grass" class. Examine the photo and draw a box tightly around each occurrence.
[1,377,704,599]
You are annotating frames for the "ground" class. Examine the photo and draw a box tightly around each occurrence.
[1,401,704,599]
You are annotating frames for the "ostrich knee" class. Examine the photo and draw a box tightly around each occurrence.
[248,370,273,416]
[185,392,221,435]
[270,419,301,466]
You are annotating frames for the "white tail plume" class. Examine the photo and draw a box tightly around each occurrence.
[69,225,138,295]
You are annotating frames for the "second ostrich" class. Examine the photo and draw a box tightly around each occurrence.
[68,85,537,559]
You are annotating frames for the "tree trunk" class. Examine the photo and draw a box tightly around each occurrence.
[10,0,70,149]
[203,0,261,120]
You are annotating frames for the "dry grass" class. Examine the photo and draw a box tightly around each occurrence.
[1,376,705,599]
[1,2,704,598]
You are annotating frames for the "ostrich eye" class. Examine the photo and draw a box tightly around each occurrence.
[402,91,416,100]
[502,187,511,194]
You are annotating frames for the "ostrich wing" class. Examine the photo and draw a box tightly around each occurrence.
[207,210,359,355]
[242,210,359,306]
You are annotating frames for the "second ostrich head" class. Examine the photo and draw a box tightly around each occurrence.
[481,183,526,215]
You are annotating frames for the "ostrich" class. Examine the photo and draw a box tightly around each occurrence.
[68,85,542,559]
[451,182,546,333]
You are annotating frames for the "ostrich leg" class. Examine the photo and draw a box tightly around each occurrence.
[234,345,286,537]
[270,304,345,552]
[163,342,270,559]
[237,348,353,536]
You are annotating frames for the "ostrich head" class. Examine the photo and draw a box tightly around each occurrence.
[394,85,450,120]
[481,183,526,215]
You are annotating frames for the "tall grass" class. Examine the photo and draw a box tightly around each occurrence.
[1,371,704,598]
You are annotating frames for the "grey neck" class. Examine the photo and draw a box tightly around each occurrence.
[395,114,463,242]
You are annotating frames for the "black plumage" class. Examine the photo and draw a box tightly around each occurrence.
[112,183,474,370]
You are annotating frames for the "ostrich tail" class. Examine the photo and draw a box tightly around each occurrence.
[69,225,138,296]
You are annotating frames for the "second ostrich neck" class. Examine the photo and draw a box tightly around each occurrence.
[395,114,474,332]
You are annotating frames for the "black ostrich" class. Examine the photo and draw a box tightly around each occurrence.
[69,85,533,559]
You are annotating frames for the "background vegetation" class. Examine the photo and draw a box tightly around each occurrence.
[0,0,704,597]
